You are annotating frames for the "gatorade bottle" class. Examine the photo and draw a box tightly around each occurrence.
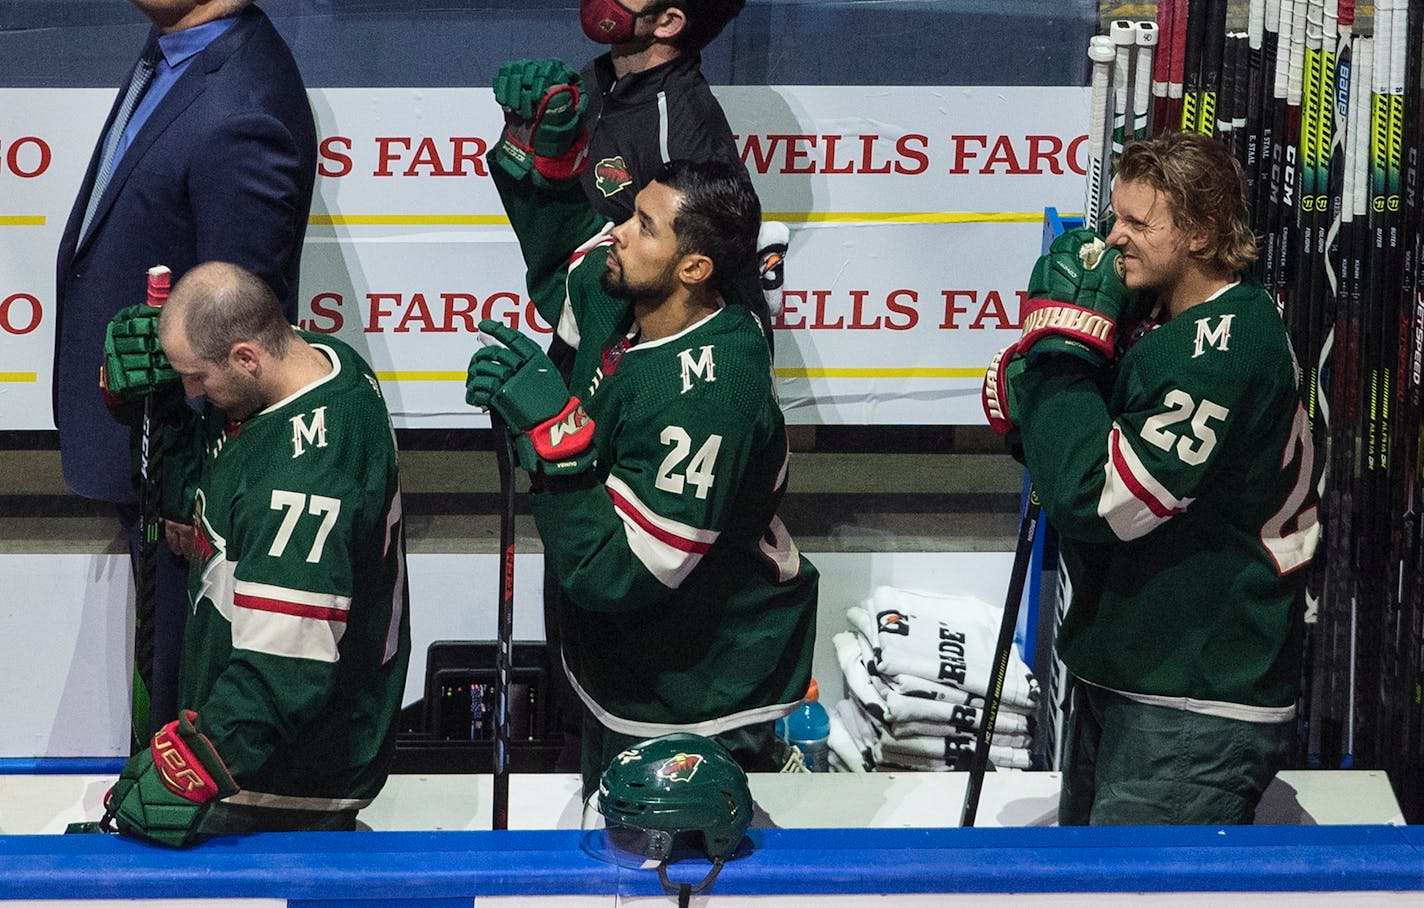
[777,679,831,772]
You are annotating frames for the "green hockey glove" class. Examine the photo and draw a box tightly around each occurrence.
[466,319,596,477]
[491,58,589,187]
[1020,228,1127,366]
[101,303,178,401]
[102,710,239,848]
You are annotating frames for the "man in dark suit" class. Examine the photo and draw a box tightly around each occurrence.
[54,0,317,739]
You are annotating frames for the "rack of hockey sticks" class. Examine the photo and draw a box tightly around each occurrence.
[1069,0,1424,821]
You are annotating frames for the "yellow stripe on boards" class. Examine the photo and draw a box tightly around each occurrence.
[309,214,509,226]
[776,367,984,379]
[0,216,44,227]
[0,372,38,382]
[311,212,1049,227]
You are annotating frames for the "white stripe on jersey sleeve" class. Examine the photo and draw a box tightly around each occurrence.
[773,439,790,492]
[758,514,803,583]
[380,489,406,666]
[558,224,617,349]
[231,579,350,663]
[1097,425,1196,541]
[605,474,719,589]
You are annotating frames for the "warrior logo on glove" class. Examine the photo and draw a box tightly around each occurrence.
[467,319,598,476]
[1017,228,1129,366]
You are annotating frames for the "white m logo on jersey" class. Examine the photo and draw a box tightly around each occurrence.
[1192,314,1235,359]
[290,406,328,458]
[678,345,716,393]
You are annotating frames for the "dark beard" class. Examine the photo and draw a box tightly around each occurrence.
[600,268,664,305]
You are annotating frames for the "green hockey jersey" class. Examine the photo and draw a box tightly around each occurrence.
[492,166,818,738]
[1012,281,1320,716]
[179,333,410,812]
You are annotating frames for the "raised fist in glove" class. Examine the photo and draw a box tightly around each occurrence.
[491,58,588,186]
[101,304,177,400]
[1019,227,1127,366]
[103,710,239,848]
[466,319,596,477]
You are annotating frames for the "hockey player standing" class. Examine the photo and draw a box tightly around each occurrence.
[541,0,772,771]
[983,131,1320,824]
[96,261,411,845]
[467,60,817,794]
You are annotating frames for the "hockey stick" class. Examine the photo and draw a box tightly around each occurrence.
[1377,0,1408,772]
[1111,20,1135,159]
[490,414,517,830]
[1198,0,1229,136]
[1167,0,1190,132]
[1180,0,1209,132]
[1245,0,1269,210]
[1395,0,1424,813]
[132,264,170,752]
[1086,35,1116,233]
[1224,31,1251,154]
[1133,21,1158,141]
[1151,0,1176,136]
[960,489,1041,828]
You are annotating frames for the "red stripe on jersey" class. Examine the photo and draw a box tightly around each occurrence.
[606,487,713,555]
[569,235,615,267]
[1109,427,1182,519]
[234,592,349,624]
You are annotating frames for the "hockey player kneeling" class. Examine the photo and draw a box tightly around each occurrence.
[984,132,1320,826]
[86,262,411,846]
[469,59,818,794]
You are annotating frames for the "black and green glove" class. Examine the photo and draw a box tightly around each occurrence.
[466,319,596,477]
[1019,228,1128,366]
[101,304,178,401]
[102,710,239,848]
[490,58,588,187]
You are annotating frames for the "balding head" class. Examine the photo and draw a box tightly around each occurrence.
[161,261,291,364]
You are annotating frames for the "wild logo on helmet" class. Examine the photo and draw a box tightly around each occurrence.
[656,752,703,783]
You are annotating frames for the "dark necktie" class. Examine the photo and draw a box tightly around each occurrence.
[79,45,160,241]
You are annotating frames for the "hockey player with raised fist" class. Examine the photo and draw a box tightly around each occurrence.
[544,0,780,770]
[471,60,817,794]
[86,262,411,846]
[993,131,1320,825]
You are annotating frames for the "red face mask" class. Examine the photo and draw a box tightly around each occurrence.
[581,0,656,44]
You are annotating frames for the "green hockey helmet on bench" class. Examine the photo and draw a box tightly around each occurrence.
[597,732,752,862]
